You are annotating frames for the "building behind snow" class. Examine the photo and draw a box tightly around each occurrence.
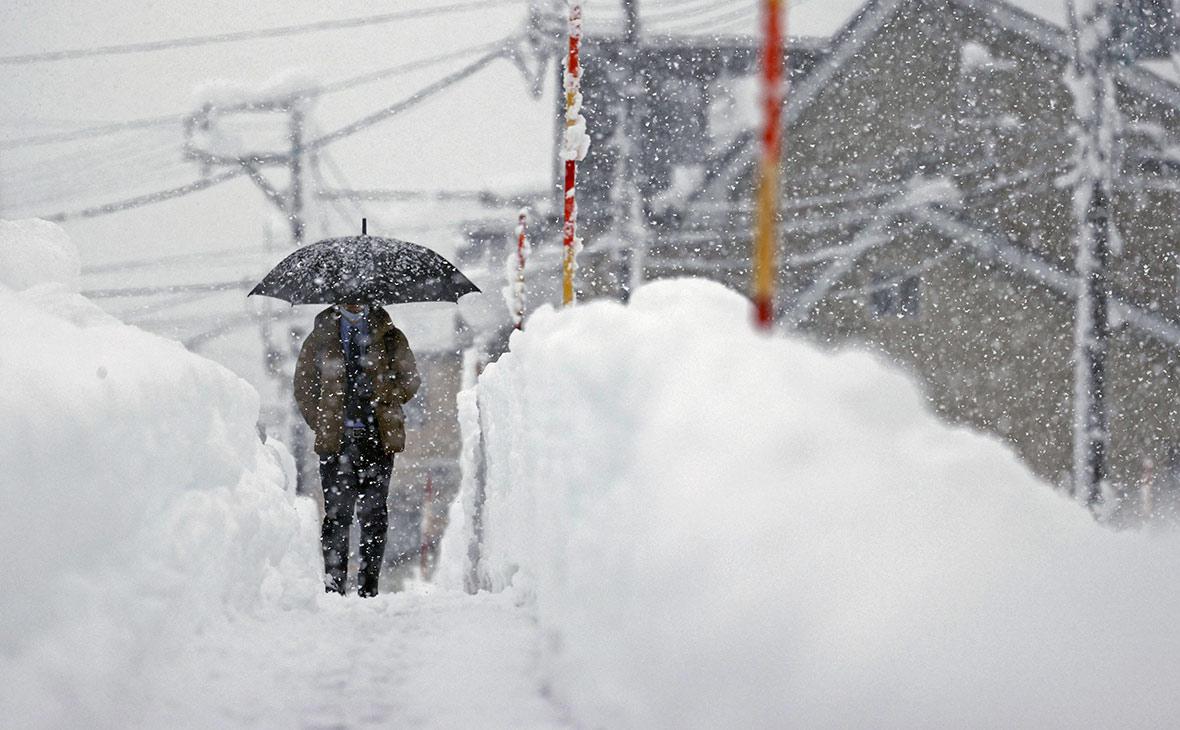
[459,0,1180,523]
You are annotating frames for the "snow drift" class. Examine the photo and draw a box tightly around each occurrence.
[0,220,322,728]
[441,278,1180,729]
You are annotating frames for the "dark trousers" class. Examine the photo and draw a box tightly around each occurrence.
[319,429,393,597]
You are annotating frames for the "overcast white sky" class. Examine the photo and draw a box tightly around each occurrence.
[0,0,555,269]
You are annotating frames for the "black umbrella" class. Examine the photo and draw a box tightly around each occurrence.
[249,225,479,306]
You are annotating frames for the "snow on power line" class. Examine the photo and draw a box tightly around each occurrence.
[34,46,511,222]
[0,0,527,65]
[0,36,516,150]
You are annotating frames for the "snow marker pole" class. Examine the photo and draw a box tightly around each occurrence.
[753,0,785,329]
[513,208,530,329]
[561,0,588,306]
[420,473,434,577]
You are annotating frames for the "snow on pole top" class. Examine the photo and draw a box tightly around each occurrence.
[189,69,320,109]
[0,219,81,293]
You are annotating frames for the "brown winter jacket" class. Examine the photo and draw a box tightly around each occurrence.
[293,306,420,456]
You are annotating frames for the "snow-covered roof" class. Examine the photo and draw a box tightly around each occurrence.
[582,0,867,41]
[698,0,1180,208]
[959,0,1180,88]
[822,0,1180,116]
[1004,0,1071,28]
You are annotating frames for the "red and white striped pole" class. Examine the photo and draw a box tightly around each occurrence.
[753,0,785,328]
[561,0,589,306]
[512,208,530,329]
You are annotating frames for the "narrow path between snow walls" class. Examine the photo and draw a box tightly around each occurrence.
[0,221,564,729]
[438,278,1180,730]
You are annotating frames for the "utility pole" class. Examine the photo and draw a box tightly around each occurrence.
[289,105,306,246]
[1066,0,1114,514]
[613,0,646,301]
[285,103,311,492]
[184,93,315,492]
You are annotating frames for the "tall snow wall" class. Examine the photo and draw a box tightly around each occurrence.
[0,220,322,728]
[439,278,1180,729]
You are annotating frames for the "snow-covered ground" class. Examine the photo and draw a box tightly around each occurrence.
[441,278,1180,729]
[138,587,565,729]
[7,219,1180,728]
[0,221,561,729]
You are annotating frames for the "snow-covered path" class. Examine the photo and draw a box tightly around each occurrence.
[144,589,568,730]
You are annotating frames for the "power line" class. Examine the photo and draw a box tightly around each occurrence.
[0,115,132,127]
[0,0,526,65]
[185,312,264,349]
[5,139,183,191]
[0,114,182,150]
[317,38,512,95]
[83,245,272,274]
[33,50,508,222]
[2,135,178,183]
[112,288,237,321]
[644,0,730,23]
[311,47,508,149]
[313,145,367,230]
[4,145,191,212]
[40,167,247,222]
[0,37,514,150]
[81,277,259,299]
[320,187,541,206]
[655,1,757,35]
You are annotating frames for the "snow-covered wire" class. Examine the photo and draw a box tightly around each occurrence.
[311,145,366,231]
[184,312,263,350]
[81,277,259,299]
[317,38,514,96]
[111,288,235,321]
[653,2,757,35]
[0,0,528,65]
[0,114,184,149]
[829,244,963,300]
[310,47,510,149]
[1,41,514,151]
[1,133,178,177]
[785,224,891,325]
[37,168,247,222]
[83,245,272,274]
[5,155,196,213]
[5,140,186,196]
[27,48,510,222]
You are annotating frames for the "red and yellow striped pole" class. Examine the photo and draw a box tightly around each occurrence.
[754,0,785,328]
[561,0,588,306]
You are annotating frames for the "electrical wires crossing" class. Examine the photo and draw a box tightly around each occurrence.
[0,0,527,65]
[41,168,246,222]
[0,36,516,151]
[28,39,513,222]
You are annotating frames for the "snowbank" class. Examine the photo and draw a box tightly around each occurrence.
[0,221,322,728]
[440,279,1180,729]
[0,218,80,292]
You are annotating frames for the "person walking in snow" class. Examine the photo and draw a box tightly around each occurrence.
[294,303,420,597]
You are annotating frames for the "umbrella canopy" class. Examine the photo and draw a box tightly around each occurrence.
[249,235,480,306]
